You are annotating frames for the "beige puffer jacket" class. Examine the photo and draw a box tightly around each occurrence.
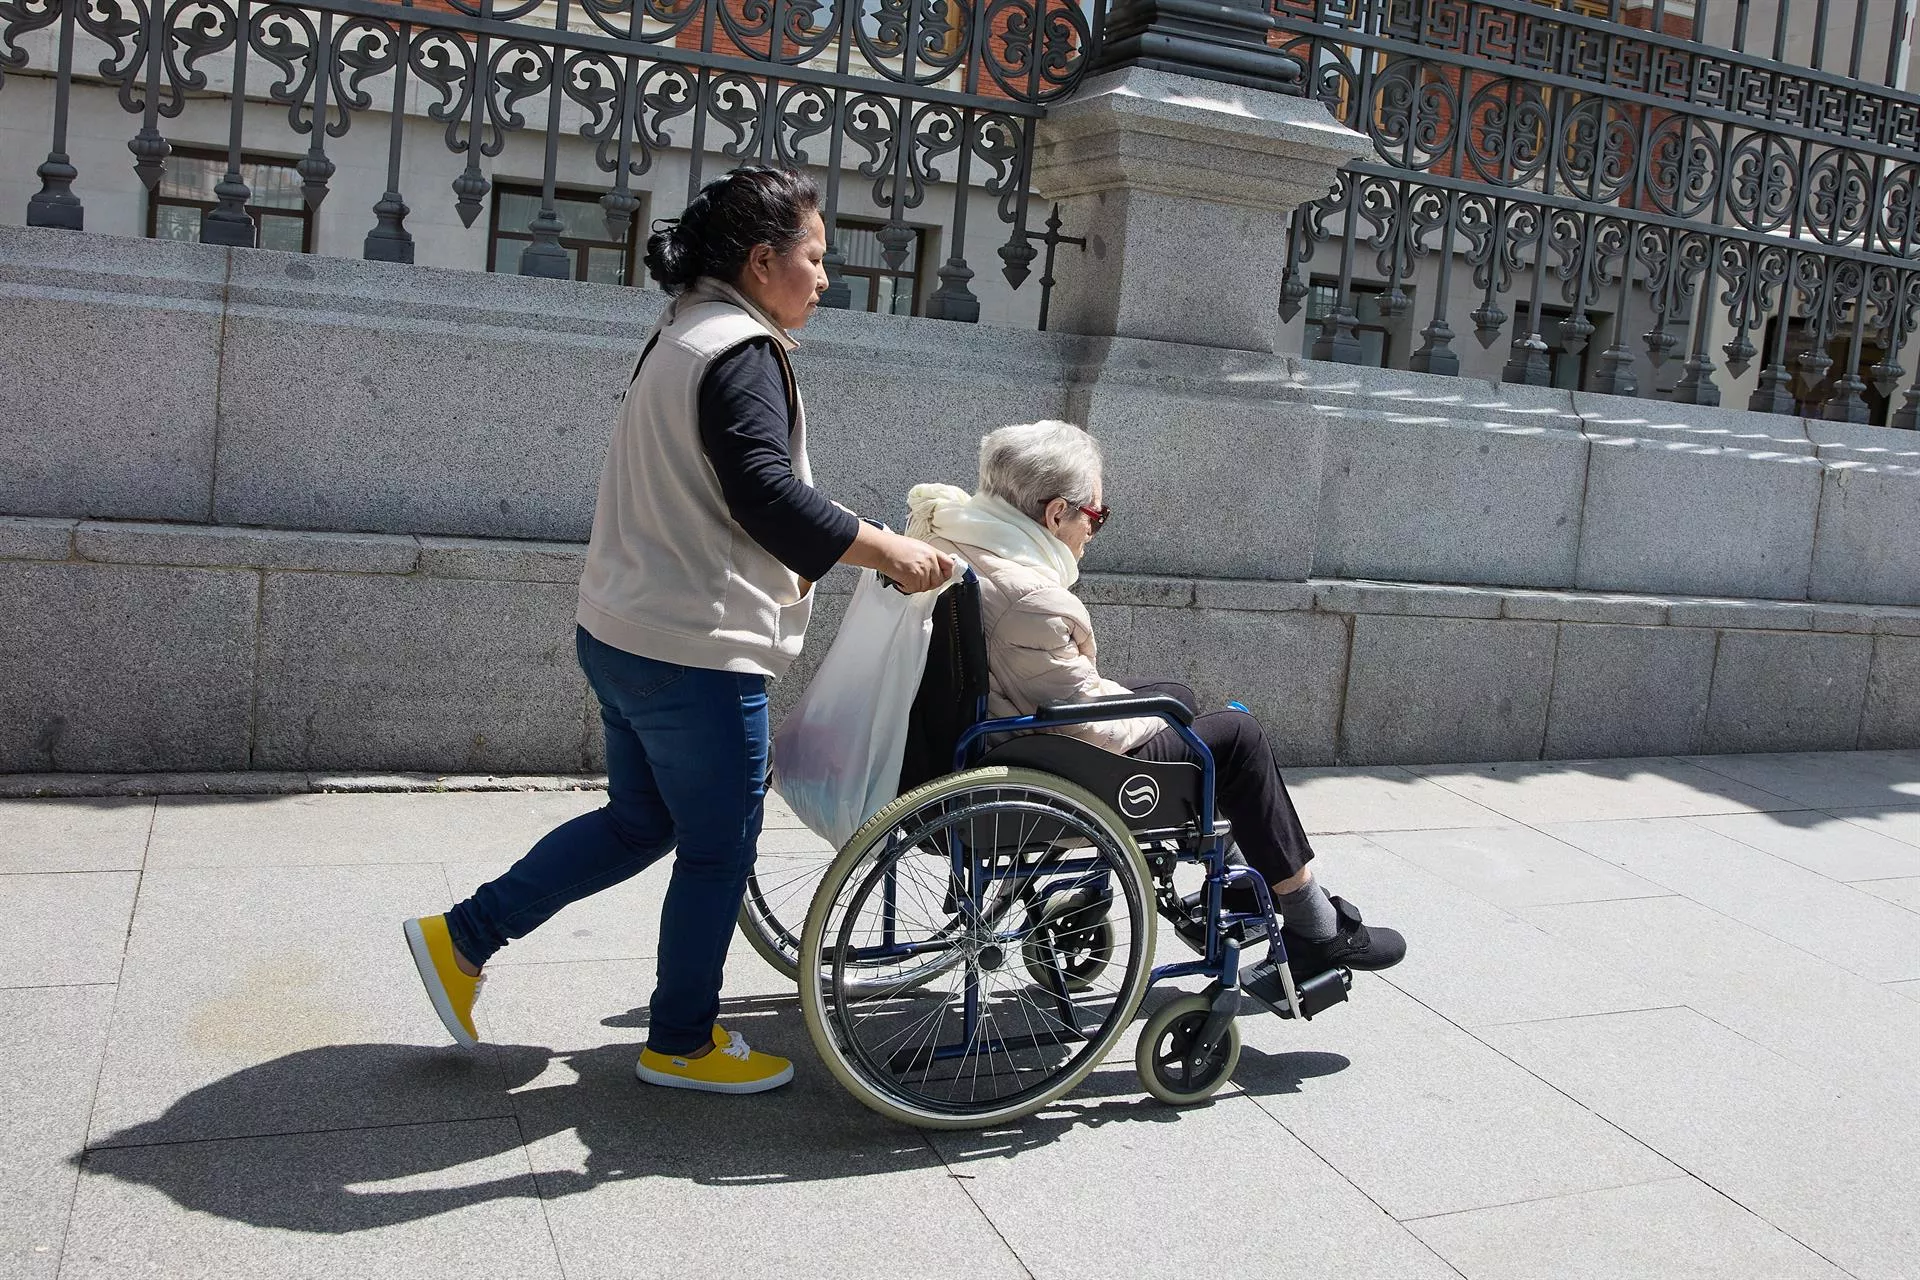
[928,535,1164,756]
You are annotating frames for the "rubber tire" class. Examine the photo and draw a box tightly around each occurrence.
[737,864,817,982]
[800,764,1157,1130]
[1136,992,1241,1106]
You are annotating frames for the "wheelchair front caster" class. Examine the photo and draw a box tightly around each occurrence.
[1137,993,1240,1106]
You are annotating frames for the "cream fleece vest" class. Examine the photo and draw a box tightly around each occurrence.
[576,283,817,678]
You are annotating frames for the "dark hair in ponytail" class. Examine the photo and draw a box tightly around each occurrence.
[644,166,823,294]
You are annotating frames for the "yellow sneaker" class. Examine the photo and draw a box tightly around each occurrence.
[403,914,482,1047]
[635,1025,794,1094]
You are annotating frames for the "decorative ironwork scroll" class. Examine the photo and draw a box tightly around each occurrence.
[1273,0,1920,423]
[0,0,1105,321]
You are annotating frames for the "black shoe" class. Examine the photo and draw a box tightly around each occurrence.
[1280,896,1405,978]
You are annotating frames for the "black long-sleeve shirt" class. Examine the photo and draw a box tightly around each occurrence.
[696,338,860,584]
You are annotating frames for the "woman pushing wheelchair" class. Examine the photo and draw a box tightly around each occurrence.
[905,420,1405,981]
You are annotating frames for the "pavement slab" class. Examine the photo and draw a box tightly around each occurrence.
[1688,809,1920,883]
[1681,749,1920,810]
[1365,822,1666,909]
[1406,1176,1851,1280]
[146,791,605,870]
[1543,816,1920,982]
[932,1071,1460,1280]
[10,750,1920,1279]
[67,1119,566,1279]
[0,984,115,1280]
[1860,876,1920,913]
[1482,1006,1920,1280]
[1312,834,1674,1028]
[87,863,531,1147]
[1521,894,1920,1116]
[1231,977,1678,1221]
[1283,764,1514,833]
[1406,756,1804,824]
[0,871,137,988]
[0,797,152,874]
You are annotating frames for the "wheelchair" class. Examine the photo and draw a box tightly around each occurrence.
[739,571,1352,1129]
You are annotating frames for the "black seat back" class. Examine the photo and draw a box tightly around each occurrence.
[976,733,1204,835]
[895,574,989,796]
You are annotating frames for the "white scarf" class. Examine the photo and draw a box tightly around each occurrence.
[906,483,1080,589]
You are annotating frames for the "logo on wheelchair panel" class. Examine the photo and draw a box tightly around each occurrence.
[1117,774,1160,819]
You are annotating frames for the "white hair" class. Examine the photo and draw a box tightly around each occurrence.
[977,420,1102,523]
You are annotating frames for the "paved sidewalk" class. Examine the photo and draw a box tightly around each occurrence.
[6,752,1920,1279]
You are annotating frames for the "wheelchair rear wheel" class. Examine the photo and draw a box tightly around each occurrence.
[737,840,835,982]
[800,766,1156,1129]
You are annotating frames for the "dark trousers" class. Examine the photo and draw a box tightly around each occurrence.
[1123,680,1316,884]
[446,627,769,1056]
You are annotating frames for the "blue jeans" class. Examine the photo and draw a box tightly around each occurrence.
[446,626,769,1056]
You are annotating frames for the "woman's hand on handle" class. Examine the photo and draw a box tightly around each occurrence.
[842,522,954,593]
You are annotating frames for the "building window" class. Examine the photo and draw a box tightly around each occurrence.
[834,217,926,316]
[1303,279,1395,366]
[145,147,312,253]
[488,183,642,285]
[1512,301,1596,392]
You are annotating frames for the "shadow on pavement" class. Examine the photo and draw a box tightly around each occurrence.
[76,995,1348,1234]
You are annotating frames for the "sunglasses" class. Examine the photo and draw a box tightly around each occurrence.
[1051,497,1111,533]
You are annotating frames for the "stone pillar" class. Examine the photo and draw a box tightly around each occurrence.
[1030,1,1366,352]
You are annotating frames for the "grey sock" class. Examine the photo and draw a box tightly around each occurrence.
[1276,880,1338,941]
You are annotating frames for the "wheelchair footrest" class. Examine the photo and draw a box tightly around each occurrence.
[1241,960,1353,1020]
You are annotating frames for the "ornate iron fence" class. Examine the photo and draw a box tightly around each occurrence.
[1273,0,1920,424]
[0,0,1104,320]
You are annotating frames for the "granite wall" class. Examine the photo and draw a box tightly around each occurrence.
[6,225,1920,770]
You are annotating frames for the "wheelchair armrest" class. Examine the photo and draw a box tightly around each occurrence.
[1033,693,1195,727]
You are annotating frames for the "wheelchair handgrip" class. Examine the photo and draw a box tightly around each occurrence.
[1033,693,1195,727]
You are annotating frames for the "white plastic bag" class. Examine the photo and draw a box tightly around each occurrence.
[771,565,957,847]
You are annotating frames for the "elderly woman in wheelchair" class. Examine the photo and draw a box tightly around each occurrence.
[745,420,1403,1130]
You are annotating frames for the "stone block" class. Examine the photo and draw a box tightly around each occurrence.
[1074,572,1195,608]
[1574,436,1822,599]
[254,573,591,772]
[1807,603,1883,633]
[211,251,653,539]
[0,228,226,522]
[1128,606,1350,764]
[1499,589,1668,626]
[1339,616,1556,765]
[416,534,586,583]
[1701,630,1874,754]
[0,515,74,561]
[1876,607,1920,636]
[1543,624,1716,759]
[1665,599,1813,630]
[1806,417,1920,462]
[0,562,257,771]
[1313,579,1505,619]
[1808,458,1920,606]
[1577,392,1815,454]
[75,520,419,573]
[1071,382,1324,581]
[799,350,1066,528]
[1861,637,1920,750]
[1312,411,1586,589]
[1190,578,1314,612]
[1286,365,1582,430]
